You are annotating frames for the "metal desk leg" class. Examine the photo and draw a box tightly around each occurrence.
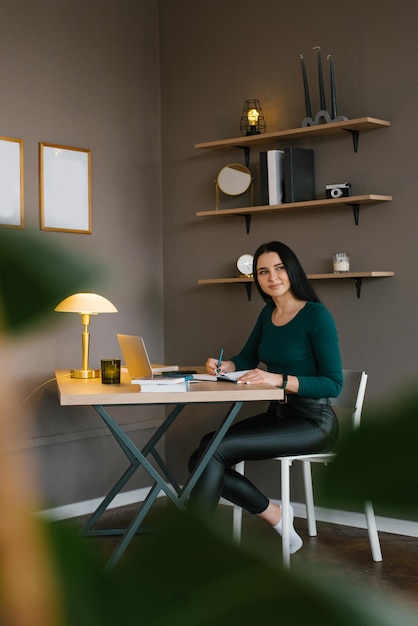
[180,401,244,502]
[82,400,245,570]
[106,401,244,569]
[104,482,187,572]
[82,404,187,539]
[80,459,142,536]
[140,404,187,493]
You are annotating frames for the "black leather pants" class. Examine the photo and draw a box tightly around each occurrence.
[188,397,339,515]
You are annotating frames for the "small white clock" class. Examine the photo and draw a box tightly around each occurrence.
[236,254,254,277]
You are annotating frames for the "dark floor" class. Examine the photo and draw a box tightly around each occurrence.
[70,500,418,618]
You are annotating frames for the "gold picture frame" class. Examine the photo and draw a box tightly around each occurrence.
[0,136,24,229]
[40,142,92,233]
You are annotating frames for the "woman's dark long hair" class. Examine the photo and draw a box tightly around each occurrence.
[253,241,320,303]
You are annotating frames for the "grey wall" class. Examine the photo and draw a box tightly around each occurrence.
[3,0,165,506]
[159,0,417,516]
[4,0,417,516]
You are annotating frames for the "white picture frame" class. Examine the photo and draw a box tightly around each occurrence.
[0,136,24,229]
[40,142,92,233]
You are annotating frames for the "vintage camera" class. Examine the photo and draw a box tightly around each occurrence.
[325,182,352,199]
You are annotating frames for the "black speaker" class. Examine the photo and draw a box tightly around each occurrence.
[283,147,315,203]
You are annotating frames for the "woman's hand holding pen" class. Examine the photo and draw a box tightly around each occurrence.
[205,358,220,375]
[205,357,234,376]
[204,360,294,390]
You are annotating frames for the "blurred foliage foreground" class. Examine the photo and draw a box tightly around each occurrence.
[0,230,417,626]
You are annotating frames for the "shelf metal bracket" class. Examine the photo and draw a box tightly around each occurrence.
[244,282,252,301]
[354,278,363,298]
[243,214,251,234]
[242,146,250,168]
[349,202,360,225]
[344,129,360,152]
[232,145,251,167]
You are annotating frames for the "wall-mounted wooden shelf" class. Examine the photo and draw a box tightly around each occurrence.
[196,194,392,231]
[195,116,393,299]
[195,116,390,154]
[197,271,395,299]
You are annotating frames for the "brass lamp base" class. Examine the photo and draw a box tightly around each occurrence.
[71,368,101,379]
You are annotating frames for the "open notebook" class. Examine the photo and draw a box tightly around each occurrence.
[193,370,250,382]
[117,334,179,380]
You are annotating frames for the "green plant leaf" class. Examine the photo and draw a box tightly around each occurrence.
[47,507,417,626]
[0,230,99,334]
[318,391,418,517]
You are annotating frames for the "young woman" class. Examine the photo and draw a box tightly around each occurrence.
[188,241,343,553]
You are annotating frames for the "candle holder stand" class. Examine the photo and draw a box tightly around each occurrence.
[302,110,348,127]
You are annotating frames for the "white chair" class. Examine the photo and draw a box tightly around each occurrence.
[232,370,382,567]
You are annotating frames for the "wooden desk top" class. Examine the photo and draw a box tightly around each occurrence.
[55,370,284,406]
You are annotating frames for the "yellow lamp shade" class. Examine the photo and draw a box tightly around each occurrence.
[54,292,117,314]
[55,292,118,378]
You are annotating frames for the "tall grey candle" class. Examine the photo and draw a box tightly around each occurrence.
[313,46,326,111]
[327,54,337,118]
[300,54,312,118]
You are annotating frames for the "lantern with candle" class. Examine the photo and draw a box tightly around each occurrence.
[240,100,266,136]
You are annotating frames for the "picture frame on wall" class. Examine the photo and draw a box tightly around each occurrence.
[39,142,92,233]
[0,136,24,229]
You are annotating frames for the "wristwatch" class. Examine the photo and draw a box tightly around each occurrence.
[279,373,288,390]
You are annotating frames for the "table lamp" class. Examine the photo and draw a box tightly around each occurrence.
[55,292,118,379]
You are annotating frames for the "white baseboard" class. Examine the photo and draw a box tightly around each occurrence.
[286,501,418,538]
[38,489,418,538]
[36,487,159,522]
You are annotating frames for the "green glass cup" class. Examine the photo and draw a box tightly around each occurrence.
[101,359,121,384]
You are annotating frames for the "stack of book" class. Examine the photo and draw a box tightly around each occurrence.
[260,147,315,205]
[260,149,285,205]
[131,375,192,392]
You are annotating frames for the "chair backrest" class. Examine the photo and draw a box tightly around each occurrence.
[331,369,368,430]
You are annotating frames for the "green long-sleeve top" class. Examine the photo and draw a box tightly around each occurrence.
[230,301,343,398]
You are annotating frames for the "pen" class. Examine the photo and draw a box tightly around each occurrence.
[216,348,224,374]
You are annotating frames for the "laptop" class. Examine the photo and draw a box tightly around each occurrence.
[117,334,179,380]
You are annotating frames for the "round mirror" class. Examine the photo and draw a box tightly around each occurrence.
[217,163,252,196]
